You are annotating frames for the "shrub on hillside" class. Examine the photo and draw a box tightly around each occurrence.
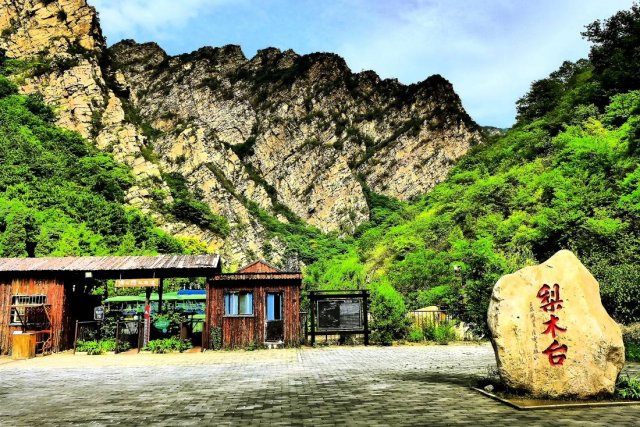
[0,76,17,98]
[369,281,409,345]
[406,325,424,342]
[433,322,457,345]
[622,323,640,362]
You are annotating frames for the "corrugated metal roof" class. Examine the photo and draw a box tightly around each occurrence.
[0,254,220,273]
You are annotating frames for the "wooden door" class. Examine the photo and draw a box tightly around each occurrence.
[265,292,284,342]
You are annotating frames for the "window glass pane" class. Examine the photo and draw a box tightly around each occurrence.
[267,293,283,320]
[238,293,246,314]
[233,293,240,315]
[239,292,253,315]
[267,294,275,321]
[224,293,238,315]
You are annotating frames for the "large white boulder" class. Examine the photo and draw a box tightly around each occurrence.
[488,250,625,398]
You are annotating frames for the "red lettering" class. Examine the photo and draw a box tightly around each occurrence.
[537,283,563,312]
[542,340,568,366]
[542,314,567,338]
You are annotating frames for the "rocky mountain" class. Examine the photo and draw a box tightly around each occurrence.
[0,0,482,265]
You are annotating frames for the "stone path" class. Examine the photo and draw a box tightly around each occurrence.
[0,344,638,426]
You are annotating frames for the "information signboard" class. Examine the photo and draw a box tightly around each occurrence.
[309,290,369,345]
[115,278,160,288]
[317,299,362,330]
[94,306,105,321]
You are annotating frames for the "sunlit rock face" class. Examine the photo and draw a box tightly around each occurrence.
[488,250,625,399]
[0,0,482,264]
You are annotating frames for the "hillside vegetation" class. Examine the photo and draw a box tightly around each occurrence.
[0,3,639,345]
[304,5,640,336]
[0,71,191,257]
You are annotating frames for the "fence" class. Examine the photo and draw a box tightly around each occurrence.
[73,320,102,353]
[115,319,142,353]
[74,320,102,341]
[407,309,454,330]
[299,311,308,344]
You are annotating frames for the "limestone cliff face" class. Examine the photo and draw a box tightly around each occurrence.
[0,0,483,265]
[0,0,227,257]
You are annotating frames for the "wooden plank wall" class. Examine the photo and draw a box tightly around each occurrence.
[0,277,67,355]
[205,281,301,349]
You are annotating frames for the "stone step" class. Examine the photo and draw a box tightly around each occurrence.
[264,342,284,349]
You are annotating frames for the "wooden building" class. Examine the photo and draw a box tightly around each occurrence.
[205,260,303,349]
[0,255,220,355]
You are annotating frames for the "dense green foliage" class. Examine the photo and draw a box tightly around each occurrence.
[76,338,130,355]
[368,281,409,345]
[627,343,640,362]
[162,172,230,237]
[616,375,640,400]
[304,5,640,335]
[623,323,640,362]
[144,337,192,353]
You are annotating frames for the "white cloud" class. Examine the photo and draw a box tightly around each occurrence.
[91,0,232,41]
[335,0,635,126]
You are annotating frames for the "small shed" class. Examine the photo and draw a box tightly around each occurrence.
[0,255,221,355]
[205,260,302,349]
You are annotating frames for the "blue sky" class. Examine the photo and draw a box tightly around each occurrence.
[91,0,635,127]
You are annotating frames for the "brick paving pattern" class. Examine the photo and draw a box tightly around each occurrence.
[0,344,638,426]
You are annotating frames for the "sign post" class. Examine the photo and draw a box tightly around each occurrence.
[143,287,152,348]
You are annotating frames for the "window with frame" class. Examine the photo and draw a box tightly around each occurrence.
[10,295,48,326]
[224,291,253,316]
[266,292,283,321]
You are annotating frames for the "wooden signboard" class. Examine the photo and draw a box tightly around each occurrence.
[309,290,369,345]
[317,299,363,330]
[115,278,160,288]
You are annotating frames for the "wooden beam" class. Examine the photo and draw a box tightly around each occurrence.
[158,278,164,314]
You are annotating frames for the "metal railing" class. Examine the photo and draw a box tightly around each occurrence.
[407,309,454,330]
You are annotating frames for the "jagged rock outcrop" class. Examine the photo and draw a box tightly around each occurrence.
[0,0,483,265]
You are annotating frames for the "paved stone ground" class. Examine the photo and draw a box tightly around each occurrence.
[0,343,638,426]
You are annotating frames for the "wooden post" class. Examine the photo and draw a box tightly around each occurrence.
[73,320,79,354]
[302,311,308,345]
[310,292,316,346]
[143,287,152,347]
[115,319,120,354]
[363,290,369,346]
[158,278,164,314]
[137,317,143,353]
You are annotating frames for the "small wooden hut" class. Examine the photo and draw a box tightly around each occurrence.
[0,255,221,355]
[205,260,302,349]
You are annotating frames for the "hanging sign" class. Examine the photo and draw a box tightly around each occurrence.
[115,278,160,288]
[154,319,170,333]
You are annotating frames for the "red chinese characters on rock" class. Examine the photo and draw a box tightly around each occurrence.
[543,340,568,365]
[537,283,568,366]
[537,283,563,312]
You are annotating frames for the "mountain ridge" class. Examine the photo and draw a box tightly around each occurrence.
[0,0,482,265]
